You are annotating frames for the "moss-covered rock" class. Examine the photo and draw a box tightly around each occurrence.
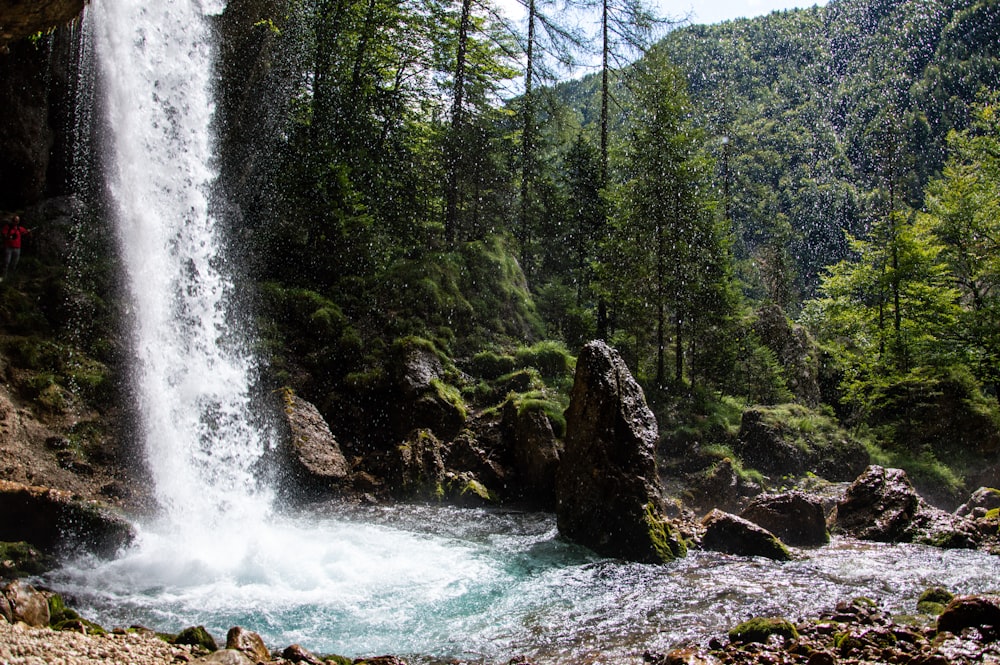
[172,625,218,651]
[917,587,954,615]
[0,541,54,577]
[728,617,799,644]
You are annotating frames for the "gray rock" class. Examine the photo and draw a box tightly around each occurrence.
[700,509,792,560]
[280,391,351,491]
[393,341,465,440]
[740,492,829,546]
[503,400,562,508]
[393,429,446,496]
[956,487,1000,517]
[191,650,255,665]
[556,341,686,563]
[832,466,980,548]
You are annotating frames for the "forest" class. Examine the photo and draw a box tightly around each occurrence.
[188,0,1000,502]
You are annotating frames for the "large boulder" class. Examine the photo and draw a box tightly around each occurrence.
[734,405,869,482]
[555,341,686,563]
[0,480,133,557]
[937,595,1000,636]
[832,466,980,548]
[279,390,351,493]
[740,492,829,546]
[225,626,270,663]
[700,509,792,561]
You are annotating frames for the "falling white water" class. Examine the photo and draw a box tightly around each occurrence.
[89,0,272,535]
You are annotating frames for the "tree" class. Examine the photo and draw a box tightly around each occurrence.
[922,97,1000,390]
[608,55,735,387]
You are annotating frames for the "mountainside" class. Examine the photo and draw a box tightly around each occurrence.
[555,0,1000,302]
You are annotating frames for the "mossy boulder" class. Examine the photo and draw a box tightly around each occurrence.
[173,625,218,651]
[556,341,685,563]
[917,587,954,615]
[832,466,980,548]
[700,509,792,561]
[734,404,868,482]
[728,617,799,644]
[937,595,1000,636]
[0,541,54,577]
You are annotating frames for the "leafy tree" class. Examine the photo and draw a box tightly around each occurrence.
[922,97,1000,390]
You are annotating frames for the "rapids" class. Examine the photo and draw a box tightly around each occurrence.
[50,503,1000,664]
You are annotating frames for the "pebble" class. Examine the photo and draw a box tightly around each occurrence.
[0,620,193,665]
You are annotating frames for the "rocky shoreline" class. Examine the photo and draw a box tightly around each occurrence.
[3,592,1000,665]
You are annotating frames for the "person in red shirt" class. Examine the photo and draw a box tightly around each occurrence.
[2,215,31,282]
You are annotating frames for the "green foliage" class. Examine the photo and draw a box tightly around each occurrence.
[644,502,688,562]
[506,389,568,438]
[728,617,799,644]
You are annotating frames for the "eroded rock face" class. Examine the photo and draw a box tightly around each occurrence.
[0,0,84,48]
[700,509,791,560]
[555,341,685,563]
[832,466,980,548]
[0,479,133,557]
[502,400,561,508]
[226,627,270,663]
[280,391,351,493]
[740,492,829,546]
[393,343,465,441]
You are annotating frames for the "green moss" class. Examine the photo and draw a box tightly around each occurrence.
[833,632,864,654]
[461,478,494,501]
[469,350,518,380]
[917,587,954,615]
[728,617,799,644]
[430,378,467,420]
[514,340,575,380]
[644,503,688,562]
[0,541,54,577]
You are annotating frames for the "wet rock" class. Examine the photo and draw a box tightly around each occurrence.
[728,617,799,644]
[918,587,955,615]
[0,480,134,558]
[1,580,50,627]
[281,643,322,664]
[700,509,792,560]
[687,457,761,512]
[0,541,54,578]
[173,626,218,652]
[392,429,446,497]
[646,647,721,665]
[225,626,270,662]
[279,390,351,493]
[502,399,562,508]
[556,341,686,563]
[937,595,1000,637]
[392,340,465,441]
[832,466,981,548]
[740,492,828,546]
[956,487,1000,517]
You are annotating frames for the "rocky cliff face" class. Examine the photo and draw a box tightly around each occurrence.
[0,0,84,49]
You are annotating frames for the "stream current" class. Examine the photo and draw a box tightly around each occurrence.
[50,503,1000,664]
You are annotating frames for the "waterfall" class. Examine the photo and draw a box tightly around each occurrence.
[89,0,273,535]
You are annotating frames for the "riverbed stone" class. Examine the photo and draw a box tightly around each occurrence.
[225,626,270,662]
[1,580,50,627]
[280,390,351,493]
[192,650,255,665]
[937,595,1000,637]
[281,643,323,664]
[700,509,792,560]
[956,487,1000,517]
[832,466,980,548]
[555,341,686,563]
[740,492,829,546]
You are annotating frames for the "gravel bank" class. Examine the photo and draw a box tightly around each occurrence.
[0,621,192,665]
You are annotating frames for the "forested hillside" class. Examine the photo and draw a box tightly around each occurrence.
[196,0,1000,500]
